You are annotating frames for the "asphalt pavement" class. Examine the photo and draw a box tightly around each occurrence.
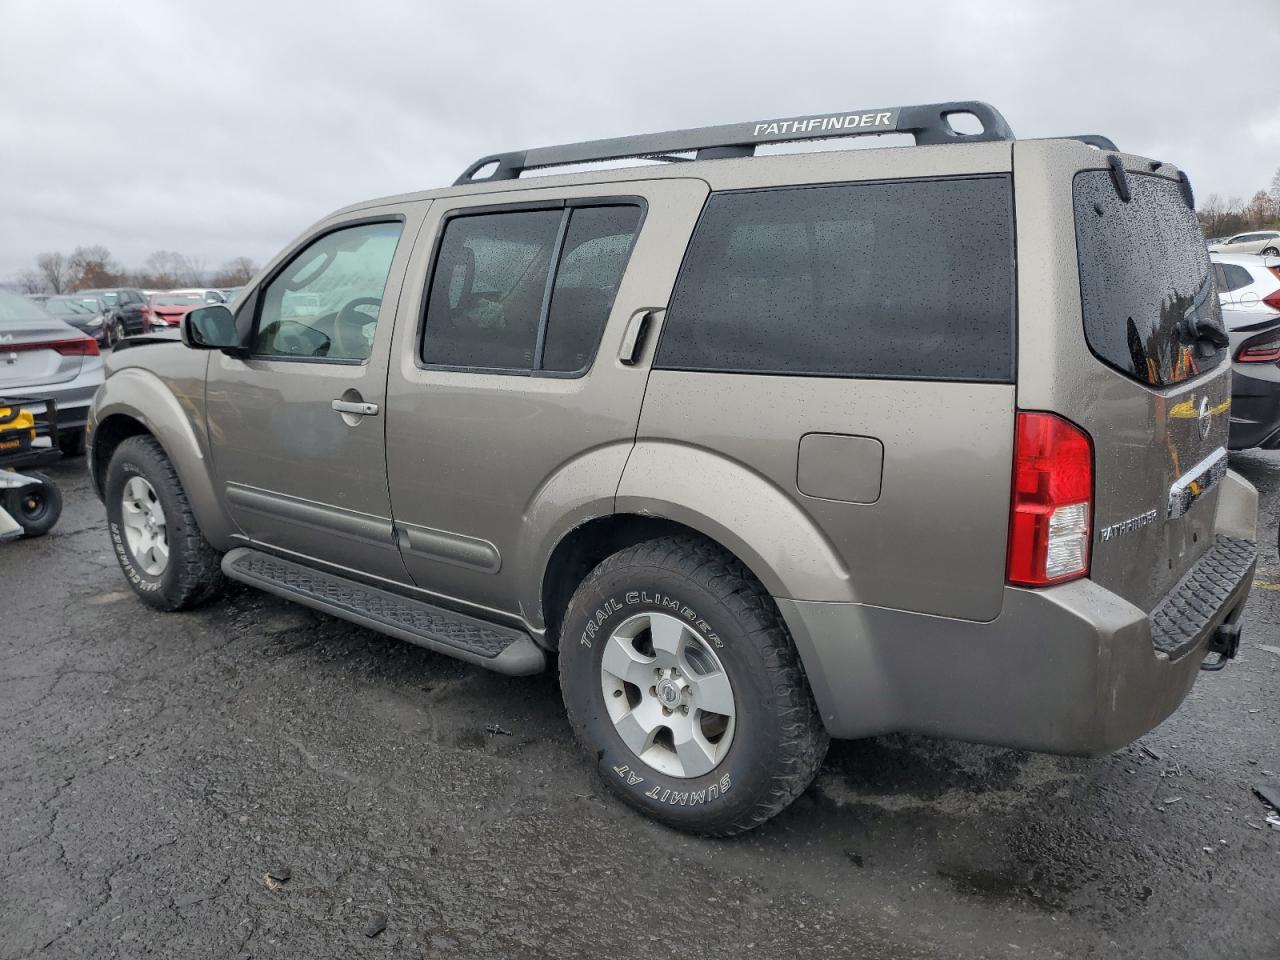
[2,455,1278,959]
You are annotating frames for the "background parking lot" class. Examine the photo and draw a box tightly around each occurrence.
[2,455,1278,959]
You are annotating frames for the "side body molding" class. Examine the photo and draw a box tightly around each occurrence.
[615,441,852,602]
[91,365,238,548]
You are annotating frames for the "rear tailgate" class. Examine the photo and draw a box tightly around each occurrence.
[1014,141,1233,614]
[0,317,87,389]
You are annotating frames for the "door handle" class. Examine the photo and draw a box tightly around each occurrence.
[619,309,660,365]
[331,399,379,417]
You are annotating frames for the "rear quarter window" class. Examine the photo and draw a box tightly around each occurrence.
[654,176,1015,381]
[1073,170,1224,388]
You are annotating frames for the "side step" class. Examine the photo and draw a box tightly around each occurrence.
[221,547,545,676]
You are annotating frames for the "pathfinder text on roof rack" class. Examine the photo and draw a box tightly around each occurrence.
[751,111,896,137]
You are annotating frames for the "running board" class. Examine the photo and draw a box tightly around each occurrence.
[221,547,545,676]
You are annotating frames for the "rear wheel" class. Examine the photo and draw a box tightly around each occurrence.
[105,435,225,610]
[559,536,828,835]
[5,472,62,538]
[1262,246,1279,257]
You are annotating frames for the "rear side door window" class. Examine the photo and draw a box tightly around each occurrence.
[654,177,1015,381]
[421,203,643,374]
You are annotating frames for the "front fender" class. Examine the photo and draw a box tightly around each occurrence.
[616,441,852,602]
[91,366,238,548]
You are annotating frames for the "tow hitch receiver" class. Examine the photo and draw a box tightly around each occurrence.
[1201,622,1241,672]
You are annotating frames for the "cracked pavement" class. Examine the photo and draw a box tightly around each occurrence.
[2,456,1279,959]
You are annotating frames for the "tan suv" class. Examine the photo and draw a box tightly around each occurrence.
[87,102,1259,834]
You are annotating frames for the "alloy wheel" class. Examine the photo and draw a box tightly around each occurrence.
[120,475,169,576]
[600,611,736,778]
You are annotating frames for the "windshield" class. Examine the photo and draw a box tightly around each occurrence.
[46,297,102,316]
[152,295,205,307]
[0,289,52,324]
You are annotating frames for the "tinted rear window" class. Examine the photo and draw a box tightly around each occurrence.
[1213,262,1253,294]
[1073,171,1224,388]
[654,177,1015,381]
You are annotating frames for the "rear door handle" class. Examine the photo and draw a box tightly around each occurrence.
[619,309,661,365]
[331,399,379,417]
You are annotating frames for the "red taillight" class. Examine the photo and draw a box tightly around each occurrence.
[1236,329,1280,363]
[1263,288,1280,313]
[7,337,99,357]
[1007,411,1093,587]
[51,337,99,356]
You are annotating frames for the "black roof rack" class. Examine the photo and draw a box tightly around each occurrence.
[455,100,1016,186]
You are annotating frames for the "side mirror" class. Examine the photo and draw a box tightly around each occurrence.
[181,304,242,352]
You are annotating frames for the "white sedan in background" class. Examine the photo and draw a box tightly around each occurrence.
[1208,231,1280,256]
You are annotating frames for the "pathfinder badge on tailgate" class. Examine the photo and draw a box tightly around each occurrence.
[1099,509,1158,542]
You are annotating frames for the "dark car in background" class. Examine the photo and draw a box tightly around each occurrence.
[43,294,122,347]
[80,287,148,336]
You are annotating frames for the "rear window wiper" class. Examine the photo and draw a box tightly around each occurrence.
[1179,276,1229,350]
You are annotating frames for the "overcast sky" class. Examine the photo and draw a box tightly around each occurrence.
[3,0,1278,280]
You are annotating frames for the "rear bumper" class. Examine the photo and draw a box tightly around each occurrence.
[15,387,96,432]
[782,474,1259,756]
[1229,362,1280,450]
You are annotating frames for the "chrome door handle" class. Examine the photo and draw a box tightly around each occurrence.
[331,399,379,417]
[619,308,660,365]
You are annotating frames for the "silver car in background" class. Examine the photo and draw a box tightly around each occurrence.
[1208,231,1280,256]
[0,289,104,456]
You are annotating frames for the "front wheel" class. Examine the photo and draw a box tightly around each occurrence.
[104,435,225,610]
[559,536,829,835]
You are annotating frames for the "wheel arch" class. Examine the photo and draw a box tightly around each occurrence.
[540,515,739,650]
[90,412,151,499]
[89,368,237,547]
[615,441,852,601]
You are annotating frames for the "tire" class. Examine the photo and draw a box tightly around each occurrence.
[5,472,62,538]
[58,427,86,458]
[1262,246,1279,257]
[104,435,225,611]
[559,535,829,835]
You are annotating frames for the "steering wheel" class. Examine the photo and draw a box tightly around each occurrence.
[332,297,381,358]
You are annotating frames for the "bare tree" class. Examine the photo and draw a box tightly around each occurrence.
[35,252,69,294]
[138,250,182,288]
[1271,166,1280,205]
[178,254,206,287]
[16,270,46,295]
[211,256,257,287]
[1245,190,1278,230]
[1198,193,1227,235]
[68,245,122,290]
